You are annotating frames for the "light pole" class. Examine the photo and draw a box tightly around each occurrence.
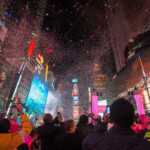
[6,61,26,117]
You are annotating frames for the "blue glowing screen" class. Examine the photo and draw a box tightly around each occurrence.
[26,75,48,114]
[72,79,78,83]
[73,96,79,101]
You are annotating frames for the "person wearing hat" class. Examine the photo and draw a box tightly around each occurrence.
[82,98,150,150]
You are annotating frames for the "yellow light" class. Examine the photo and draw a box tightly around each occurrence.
[45,64,48,82]
[94,63,99,67]
[41,56,44,64]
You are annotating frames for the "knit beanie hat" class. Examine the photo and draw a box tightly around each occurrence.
[110,98,135,128]
[79,115,88,125]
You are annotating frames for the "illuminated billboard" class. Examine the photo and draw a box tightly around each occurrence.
[73,107,79,118]
[44,91,58,117]
[72,79,78,83]
[98,99,107,112]
[26,75,48,114]
[73,100,79,107]
[72,84,79,96]
[73,96,78,101]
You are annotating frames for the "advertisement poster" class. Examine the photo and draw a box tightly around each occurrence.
[98,100,107,112]
[73,107,79,118]
[72,84,79,96]
[26,75,48,114]
[0,56,14,112]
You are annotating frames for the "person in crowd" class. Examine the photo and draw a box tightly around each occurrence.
[0,104,32,150]
[54,114,65,134]
[30,128,39,150]
[16,128,39,150]
[55,119,83,150]
[137,122,150,141]
[37,113,61,150]
[132,116,145,134]
[16,143,29,150]
[76,114,93,138]
[82,98,150,150]
[82,113,108,150]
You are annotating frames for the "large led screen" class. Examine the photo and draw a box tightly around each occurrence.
[44,91,58,117]
[26,75,48,114]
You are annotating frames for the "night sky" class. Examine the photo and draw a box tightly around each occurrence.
[41,0,110,74]
[0,0,116,118]
[1,0,114,77]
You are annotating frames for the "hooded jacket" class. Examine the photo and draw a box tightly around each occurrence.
[55,132,83,150]
[0,114,32,150]
[82,122,107,150]
[83,125,150,150]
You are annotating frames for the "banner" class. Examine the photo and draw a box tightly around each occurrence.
[0,56,14,112]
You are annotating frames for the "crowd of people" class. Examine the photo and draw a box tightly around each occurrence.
[0,98,150,150]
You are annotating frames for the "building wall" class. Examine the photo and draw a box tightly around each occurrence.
[107,47,150,103]
[106,0,150,72]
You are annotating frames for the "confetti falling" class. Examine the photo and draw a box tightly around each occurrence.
[0,0,149,119]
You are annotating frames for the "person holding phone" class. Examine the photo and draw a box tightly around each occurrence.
[0,103,32,150]
[83,98,150,150]
[106,106,110,114]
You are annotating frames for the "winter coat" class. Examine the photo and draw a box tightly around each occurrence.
[55,132,83,150]
[37,123,59,150]
[83,125,150,150]
[0,114,32,150]
[76,123,92,138]
[82,122,107,150]
[137,128,147,139]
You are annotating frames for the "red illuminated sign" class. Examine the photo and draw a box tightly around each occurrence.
[38,53,44,64]
[46,49,53,53]
[28,39,35,58]
[98,105,106,112]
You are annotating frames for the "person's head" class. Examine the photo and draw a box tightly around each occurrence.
[43,113,53,124]
[64,120,76,133]
[54,116,59,124]
[79,114,88,125]
[0,71,6,82]
[0,118,10,133]
[110,98,135,128]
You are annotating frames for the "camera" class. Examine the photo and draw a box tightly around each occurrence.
[88,113,94,117]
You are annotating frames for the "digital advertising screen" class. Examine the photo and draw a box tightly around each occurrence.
[73,107,79,118]
[98,99,107,112]
[73,96,78,101]
[44,91,58,117]
[26,75,48,114]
